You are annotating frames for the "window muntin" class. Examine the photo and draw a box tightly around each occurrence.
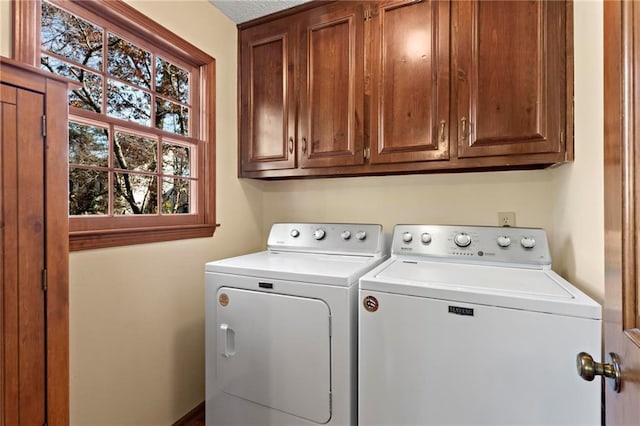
[13,0,217,249]
[40,0,198,218]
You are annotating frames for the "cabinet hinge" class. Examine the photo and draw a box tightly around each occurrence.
[42,269,48,292]
[364,147,371,160]
[41,115,47,137]
[364,9,372,21]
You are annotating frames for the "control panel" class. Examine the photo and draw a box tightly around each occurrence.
[391,225,551,266]
[267,223,385,256]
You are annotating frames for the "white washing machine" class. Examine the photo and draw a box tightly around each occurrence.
[205,223,387,426]
[359,225,602,426]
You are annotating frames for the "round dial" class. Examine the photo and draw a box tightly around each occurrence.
[356,231,367,241]
[497,236,511,248]
[520,236,536,249]
[402,232,413,243]
[313,229,326,240]
[421,233,432,244]
[290,229,300,238]
[454,232,472,247]
[341,230,352,240]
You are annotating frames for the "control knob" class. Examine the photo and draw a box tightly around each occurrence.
[341,230,352,240]
[421,233,432,244]
[356,231,367,241]
[497,236,511,248]
[402,232,413,243]
[454,232,472,247]
[313,229,326,240]
[520,236,536,249]
[290,229,300,238]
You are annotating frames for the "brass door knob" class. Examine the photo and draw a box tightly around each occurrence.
[576,352,621,393]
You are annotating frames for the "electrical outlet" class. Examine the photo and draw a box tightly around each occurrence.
[498,212,516,227]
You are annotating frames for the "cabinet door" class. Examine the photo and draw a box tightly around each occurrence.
[298,2,365,169]
[453,1,567,158]
[369,0,450,165]
[1,83,46,425]
[239,18,297,172]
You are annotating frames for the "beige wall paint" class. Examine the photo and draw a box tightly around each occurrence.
[1,0,605,424]
[261,1,605,304]
[551,0,604,303]
[0,1,11,56]
[1,0,263,423]
[261,171,554,239]
[66,2,265,424]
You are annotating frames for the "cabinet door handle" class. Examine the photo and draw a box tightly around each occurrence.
[288,137,294,154]
[439,120,446,143]
[301,137,307,153]
[460,117,468,141]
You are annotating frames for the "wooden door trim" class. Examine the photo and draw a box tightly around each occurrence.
[604,1,640,424]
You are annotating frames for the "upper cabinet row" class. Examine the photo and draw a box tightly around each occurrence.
[238,0,572,179]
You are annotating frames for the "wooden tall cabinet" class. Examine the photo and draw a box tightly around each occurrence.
[1,58,69,426]
[238,0,573,179]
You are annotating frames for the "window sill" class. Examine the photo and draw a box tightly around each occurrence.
[70,223,218,251]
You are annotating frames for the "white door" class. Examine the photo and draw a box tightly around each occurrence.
[216,288,331,424]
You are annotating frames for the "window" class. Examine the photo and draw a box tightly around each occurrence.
[13,0,216,250]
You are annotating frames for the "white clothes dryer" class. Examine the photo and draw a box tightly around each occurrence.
[205,223,387,426]
[359,225,601,426]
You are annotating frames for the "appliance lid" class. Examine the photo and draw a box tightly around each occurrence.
[360,258,601,319]
[206,250,385,286]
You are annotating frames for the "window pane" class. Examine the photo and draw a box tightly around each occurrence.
[42,56,104,112]
[162,143,190,176]
[156,99,189,136]
[155,57,189,104]
[108,33,151,89]
[114,132,157,172]
[114,173,157,215]
[69,168,108,215]
[107,80,151,126]
[162,178,190,214]
[69,122,108,167]
[41,1,102,71]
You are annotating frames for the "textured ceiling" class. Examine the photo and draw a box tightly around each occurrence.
[210,0,311,24]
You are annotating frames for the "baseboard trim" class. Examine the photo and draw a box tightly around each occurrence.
[173,401,205,426]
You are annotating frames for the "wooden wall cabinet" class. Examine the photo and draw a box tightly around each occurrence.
[452,0,569,159]
[239,0,573,179]
[368,0,450,166]
[239,2,365,173]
